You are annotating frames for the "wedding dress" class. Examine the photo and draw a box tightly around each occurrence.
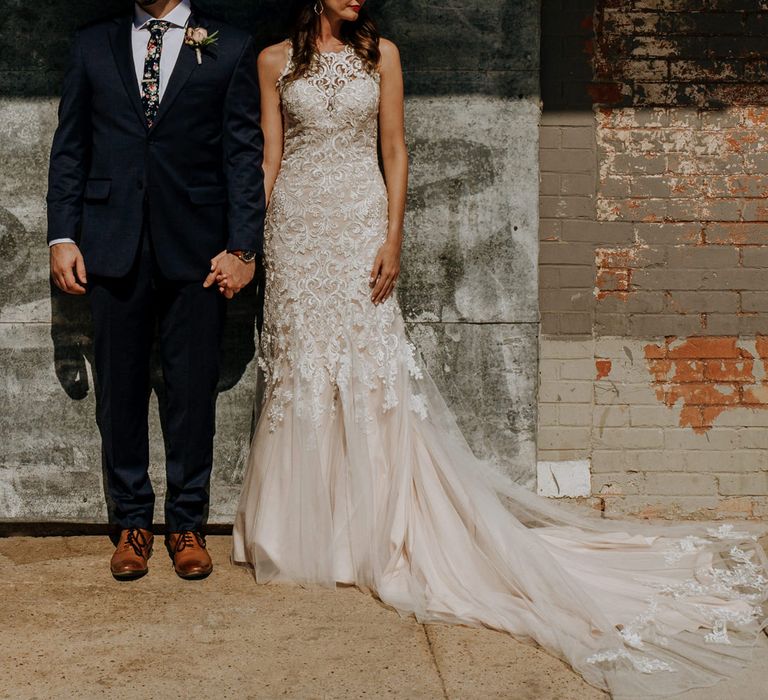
[232,43,768,697]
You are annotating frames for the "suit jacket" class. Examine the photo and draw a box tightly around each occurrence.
[46,8,265,280]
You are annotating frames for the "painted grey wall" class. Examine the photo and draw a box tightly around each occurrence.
[0,0,540,523]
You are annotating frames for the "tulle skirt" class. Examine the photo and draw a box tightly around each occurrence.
[232,319,768,698]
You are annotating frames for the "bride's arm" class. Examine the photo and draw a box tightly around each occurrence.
[371,38,407,305]
[257,43,287,206]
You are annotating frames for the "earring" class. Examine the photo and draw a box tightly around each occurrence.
[314,1,324,15]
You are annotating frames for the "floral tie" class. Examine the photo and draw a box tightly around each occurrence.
[141,20,171,128]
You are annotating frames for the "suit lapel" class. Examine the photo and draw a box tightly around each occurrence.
[149,12,215,133]
[109,16,148,130]
[149,40,197,132]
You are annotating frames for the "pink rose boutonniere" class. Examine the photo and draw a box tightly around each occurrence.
[185,26,219,64]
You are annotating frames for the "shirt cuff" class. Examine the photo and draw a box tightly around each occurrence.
[48,238,76,247]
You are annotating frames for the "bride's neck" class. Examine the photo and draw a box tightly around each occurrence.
[317,15,345,48]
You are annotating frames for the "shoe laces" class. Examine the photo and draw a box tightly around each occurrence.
[174,530,206,552]
[122,528,149,557]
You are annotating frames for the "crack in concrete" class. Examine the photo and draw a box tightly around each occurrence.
[422,624,450,699]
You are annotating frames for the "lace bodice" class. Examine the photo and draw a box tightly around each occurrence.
[257,44,425,431]
[278,45,381,164]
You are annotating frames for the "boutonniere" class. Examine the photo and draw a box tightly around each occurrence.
[185,26,219,64]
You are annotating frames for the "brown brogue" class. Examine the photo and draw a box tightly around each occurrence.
[166,531,213,580]
[110,527,154,580]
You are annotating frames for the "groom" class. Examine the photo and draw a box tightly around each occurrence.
[47,0,265,580]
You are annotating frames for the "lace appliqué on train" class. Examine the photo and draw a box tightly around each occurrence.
[586,531,766,674]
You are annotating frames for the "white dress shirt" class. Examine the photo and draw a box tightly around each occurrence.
[50,0,192,247]
[132,0,191,101]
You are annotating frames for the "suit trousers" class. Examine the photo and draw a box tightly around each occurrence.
[88,219,226,532]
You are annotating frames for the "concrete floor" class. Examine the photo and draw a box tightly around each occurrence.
[1,536,766,700]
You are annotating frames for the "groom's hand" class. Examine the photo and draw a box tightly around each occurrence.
[203,250,255,299]
[50,243,88,295]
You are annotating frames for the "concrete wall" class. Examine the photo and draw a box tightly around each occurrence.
[538,0,768,518]
[0,1,541,523]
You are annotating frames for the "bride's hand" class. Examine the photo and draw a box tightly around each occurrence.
[369,241,401,305]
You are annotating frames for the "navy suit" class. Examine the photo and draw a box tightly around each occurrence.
[46,9,265,531]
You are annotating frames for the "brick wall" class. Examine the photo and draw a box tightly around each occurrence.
[538,0,768,519]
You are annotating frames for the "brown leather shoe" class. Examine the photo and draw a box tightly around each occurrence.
[166,531,213,580]
[110,527,153,580]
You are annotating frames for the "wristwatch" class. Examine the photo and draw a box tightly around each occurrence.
[228,249,257,264]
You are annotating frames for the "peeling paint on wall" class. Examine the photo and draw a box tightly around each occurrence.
[539,0,768,518]
[595,359,612,379]
[645,336,768,433]
[592,3,768,109]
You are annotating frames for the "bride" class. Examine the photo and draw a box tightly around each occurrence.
[228,0,768,695]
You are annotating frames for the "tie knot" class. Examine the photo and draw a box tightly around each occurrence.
[148,20,171,37]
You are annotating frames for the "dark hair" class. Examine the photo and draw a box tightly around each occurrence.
[285,1,381,82]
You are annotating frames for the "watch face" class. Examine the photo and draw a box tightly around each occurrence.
[231,250,256,262]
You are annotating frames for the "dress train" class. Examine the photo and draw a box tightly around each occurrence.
[232,43,768,697]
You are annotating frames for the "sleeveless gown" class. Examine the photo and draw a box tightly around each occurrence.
[232,44,768,697]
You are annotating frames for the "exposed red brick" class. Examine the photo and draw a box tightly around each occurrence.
[715,498,756,518]
[594,243,654,301]
[587,82,623,104]
[595,268,631,300]
[744,108,768,126]
[743,201,768,221]
[725,132,759,154]
[595,359,612,379]
[743,386,768,405]
[541,2,768,501]
[643,342,671,360]
[666,382,740,407]
[704,359,754,382]
[718,176,768,198]
[592,3,768,108]
[645,336,768,433]
[670,360,706,383]
[666,336,742,359]
[588,8,768,360]
[755,335,768,359]
[705,223,766,245]
[680,405,708,432]
[647,358,672,381]
[597,248,638,268]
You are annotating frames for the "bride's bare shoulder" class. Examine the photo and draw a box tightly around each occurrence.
[378,38,401,71]
[379,38,400,55]
[258,40,292,75]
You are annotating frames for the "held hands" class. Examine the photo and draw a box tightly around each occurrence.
[203,250,256,299]
[50,243,88,295]
[370,241,401,305]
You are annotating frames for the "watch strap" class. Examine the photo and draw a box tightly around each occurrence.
[229,249,257,263]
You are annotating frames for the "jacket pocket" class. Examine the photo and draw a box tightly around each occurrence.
[188,186,227,205]
[84,178,111,201]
